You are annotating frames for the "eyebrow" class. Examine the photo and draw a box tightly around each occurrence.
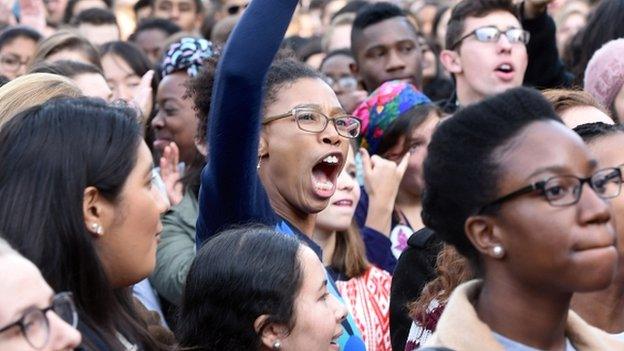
[318,279,328,292]
[525,159,598,180]
[295,104,346,116]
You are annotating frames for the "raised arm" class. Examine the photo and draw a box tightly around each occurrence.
[196,0,299,246]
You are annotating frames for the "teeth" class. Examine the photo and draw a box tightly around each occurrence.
[499,64,511,71]
[314,180,333,191]
[323,155,339,164]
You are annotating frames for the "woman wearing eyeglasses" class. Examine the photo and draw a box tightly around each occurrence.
[0,98,172,350]
[572,122,624,341]
[0,238,81,350]
[0,26,42,81]
[194,0,366,347]
[421,87,624,350]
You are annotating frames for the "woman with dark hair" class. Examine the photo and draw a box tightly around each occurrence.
[572,122,624,341]
[0,98,172,350]
[100,41,157,121]
[421,87,624,349]
[178,226,347,350]
[63,0,111,24]
[565,0,624,85]
[0,26,42,80]
[194,0,366,346]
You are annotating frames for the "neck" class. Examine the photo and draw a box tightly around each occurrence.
[312,227,336,265]
[571,278,624,334]
[455,78,485,108]
[395,190,423,230]
[477,269,571,350]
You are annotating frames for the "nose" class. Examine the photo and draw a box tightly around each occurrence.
[46,311,82,350]
[496,34,513,53]
[320,120,343,146]
[577,182,611,226]
[337,169,355,191]
[385,49,406,73]
[151,111,165,130]
[330,294,348,323]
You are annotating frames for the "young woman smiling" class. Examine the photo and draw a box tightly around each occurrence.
[194,0,365,347]
[421,87,624,350]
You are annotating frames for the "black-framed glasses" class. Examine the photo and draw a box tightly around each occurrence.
[479,167,623,214]
[0,292,78,349]
[0,54,29,73]
[451,26,530,49]
[322,75,358,92]
[263,107,361,139]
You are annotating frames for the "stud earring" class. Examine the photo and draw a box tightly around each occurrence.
[257,156,262,170]
[492,245,505,258]
[273,340,281,350]
[91,223,103,235]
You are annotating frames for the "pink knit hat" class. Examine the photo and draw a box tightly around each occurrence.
[584,39,624,110]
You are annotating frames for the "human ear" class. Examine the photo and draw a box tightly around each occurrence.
[259,133,269,159]
[465,215,506,259]
[439,49,462,75]
[254,315,288,350]
[83,186,111,238]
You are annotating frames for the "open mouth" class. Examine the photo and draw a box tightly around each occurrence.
[311,153,344,198]
[494,63,515,81]
[332,199,353,207]
[329,330,343,350]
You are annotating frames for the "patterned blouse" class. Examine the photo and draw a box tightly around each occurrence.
[336,266,393,351]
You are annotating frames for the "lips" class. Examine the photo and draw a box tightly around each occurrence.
[494,62,515,82]
[332,199,353,207]
[330,330,343,350]
[311,152,344,199]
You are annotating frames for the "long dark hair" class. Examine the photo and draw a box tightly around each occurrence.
[566,0,624,85]
[177,226,303,350]
[0,97,168,350]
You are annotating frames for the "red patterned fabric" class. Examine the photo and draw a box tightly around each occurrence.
[337,266,392,350]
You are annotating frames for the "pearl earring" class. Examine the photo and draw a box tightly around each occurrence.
[273,340,281,350]
[492,245,505,258]
[91,223,103,235]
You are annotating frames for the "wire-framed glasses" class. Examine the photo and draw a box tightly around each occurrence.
[479,167,622,214]
[263,107,361,139]
[0,292,78,349]
[452,26,530,49]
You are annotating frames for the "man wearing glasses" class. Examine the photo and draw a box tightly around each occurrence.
[439,0,573,113]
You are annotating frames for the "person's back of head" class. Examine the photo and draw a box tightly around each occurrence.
[0,72,82,128]
[543,88,614,128]
[177,226,303,349]
[70,8,120,46]
[32,31,102,69]
[350,2,422,92]
[29,59,103,78]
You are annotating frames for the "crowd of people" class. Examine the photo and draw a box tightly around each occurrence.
[0,0,623,350]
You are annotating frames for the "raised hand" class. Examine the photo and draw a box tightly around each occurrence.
[360,148,410,235]
[133,70,155,124]
[19,0,47,34]
[159,141,184,207]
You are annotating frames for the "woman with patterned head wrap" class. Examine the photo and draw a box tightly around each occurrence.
[351,80,440,270]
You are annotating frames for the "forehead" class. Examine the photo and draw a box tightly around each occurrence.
[462,10,521,34]
[0,256,52,323]
[320,55,353,74]
[360,17,418,50]
[588,133,624,168]
[0,36,37,53]
[158,72,188,96]
[267,77,341,114]
[496,121,593,186]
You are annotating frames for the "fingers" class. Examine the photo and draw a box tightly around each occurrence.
[397,151,411,176]
[140,70,155,90]
[360,148,372,173]
[169,141,180,165]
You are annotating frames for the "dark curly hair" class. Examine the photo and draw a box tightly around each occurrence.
[422,87,562,267]
[176,226,303,350]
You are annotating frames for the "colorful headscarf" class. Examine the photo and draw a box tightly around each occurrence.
[353,80,431,155]
[160,37,215,78]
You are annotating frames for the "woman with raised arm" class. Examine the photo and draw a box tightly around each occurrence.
[195,0,365,348]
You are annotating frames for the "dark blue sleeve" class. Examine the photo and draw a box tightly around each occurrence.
[361,227,396,273]
[196,0,299,248]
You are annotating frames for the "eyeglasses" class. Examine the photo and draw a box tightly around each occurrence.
[322,76,358,92]
[0,54,29,73]
[451,26,530,49]
[263,108,361,139]
[479,167,623,214]
[0,292,78,349]
[226,3,248,15]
